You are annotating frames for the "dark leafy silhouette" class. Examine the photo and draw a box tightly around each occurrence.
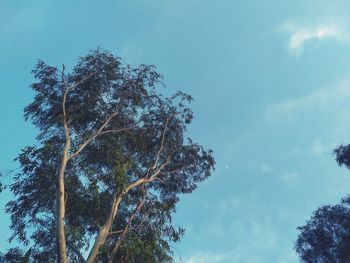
[295,201,350,263]
[1,49,214,263]
[295,144,350,263]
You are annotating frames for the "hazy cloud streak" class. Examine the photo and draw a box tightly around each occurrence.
[279,22,349,56]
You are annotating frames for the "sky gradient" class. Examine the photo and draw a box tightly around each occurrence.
[2,1,350,262]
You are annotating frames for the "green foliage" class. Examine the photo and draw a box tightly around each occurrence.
[1,49,214,262]
[295,201,350,263]
[295,144,350,263]
[0,173,3,193]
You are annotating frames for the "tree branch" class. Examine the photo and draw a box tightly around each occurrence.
[86,114,173,263]
[62,64,71,146]
[109,209,149,236]
[65,72,96,93]
[56,65,71,263]
[67,112,119,161]
[86,162,168,263]
[107,199,146,263]
[99,127,133,135]
[66,239,86,263]
[152,115,171,170]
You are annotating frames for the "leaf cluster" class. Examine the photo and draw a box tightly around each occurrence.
[1,49,214,262]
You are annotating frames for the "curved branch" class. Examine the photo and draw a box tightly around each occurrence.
[86,114,173,263]
[66,240,86,263]
[67,112,119,161]
[107,199,146,263]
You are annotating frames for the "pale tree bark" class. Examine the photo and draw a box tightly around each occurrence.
[86,119,171,263]
[107,199,145,263]
[86,177,148,263]
[56,66,71,263]
[56,152,69,263]
[57,70,175,263]
[56,68,122,263]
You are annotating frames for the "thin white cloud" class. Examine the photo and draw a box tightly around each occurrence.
[279,22,349,56]
[260,163,273,173]
[219,198,241,215]
[266,78,350,122]
[186,252,228,263]
[310,138,324,156]
[281,172,299,184]
[180,196,297,263]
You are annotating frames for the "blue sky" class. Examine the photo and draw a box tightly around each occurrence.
[2,1,350,262]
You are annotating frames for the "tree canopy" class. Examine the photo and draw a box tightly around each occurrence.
[1,49,215,263]
[295,144,350,263]
[295,201,350,263]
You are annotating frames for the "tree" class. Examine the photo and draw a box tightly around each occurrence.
[1,49,215,263]
[295,144,350,263]
[295,202,350,263]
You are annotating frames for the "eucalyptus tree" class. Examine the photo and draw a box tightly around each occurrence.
[1,49,214,263]
[295,144,350,263]
[295,202,350,263]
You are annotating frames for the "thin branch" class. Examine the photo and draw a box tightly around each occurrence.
[107,199,146,263]
[61,65,71,147]
[61,65,104,153]
[164,162,190,176]
[0,167,21,176]
[37,218,86,263]
[152,115,171,170]
[107,165,162,232]
[109,200,146,236]
[65,72,96,93]
[109,229,124,235]
[99,127,133,135]
[105,120,172,238]
[67,112,119,160]
[109,209,149,236]
[66,239,87,263]
[152,177,166,184]
[134,210,150,231]
[86,115,174,263]
[148,161,169,181]
[87,162,169,263]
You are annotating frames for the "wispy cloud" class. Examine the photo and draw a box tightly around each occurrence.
[278,21,349,56]
[310,138,324,156]
[179,194,299,263]
[265,75,350,161]
[186,252,228,263]
[281,172,299,184]
[260,163,273,173]
[266,78,350,122]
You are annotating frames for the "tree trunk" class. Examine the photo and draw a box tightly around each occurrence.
[56,150,69,263]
